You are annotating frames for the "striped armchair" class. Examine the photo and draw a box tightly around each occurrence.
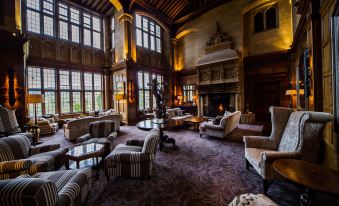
[77,120,117,156]
[244,106,333,194]
[0,134,68,179]
[105,128,160,179]
[0,168,91,206]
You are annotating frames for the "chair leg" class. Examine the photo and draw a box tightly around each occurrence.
[263,179,269,194]
[245,159,250,171]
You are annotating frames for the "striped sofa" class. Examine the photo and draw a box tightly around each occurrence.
[105,128,160,179]
[0,134,67,179]
[0,168,92,206]
[77,120,117,156]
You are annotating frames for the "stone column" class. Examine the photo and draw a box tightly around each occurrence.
[118,13,134,60]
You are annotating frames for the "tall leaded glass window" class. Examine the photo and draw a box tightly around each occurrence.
[183,85,195,102]
[27,67,57,116]
[25,0,102,48]
[58,3,68,40]
[135,14,162,53]
[70,8,80,43]
[26,0,55,36]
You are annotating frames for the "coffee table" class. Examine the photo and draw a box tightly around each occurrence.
[273,159,339,206]
[183,116,207,131]
[65,143,105,179]
[137,119,182,150]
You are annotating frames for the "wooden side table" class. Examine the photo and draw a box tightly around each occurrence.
[273,159,339,206]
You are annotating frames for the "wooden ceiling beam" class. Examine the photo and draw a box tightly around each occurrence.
[134,0,173,25]
[100,2,112,13]
[105,7,115,16]
[96,0,107,11]
[174,0,228,25]
[155,0,166,9]
[91,0,102,9]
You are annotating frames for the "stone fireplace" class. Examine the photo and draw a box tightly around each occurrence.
[195,26,240,117]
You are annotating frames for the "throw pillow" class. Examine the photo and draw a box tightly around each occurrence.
[224,111,231,116]
[212,116,223,125]
[0,106,21,134]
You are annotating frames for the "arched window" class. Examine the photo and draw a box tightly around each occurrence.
[135,14,162,53]
[254,12,264,33]
[266,7,277,29]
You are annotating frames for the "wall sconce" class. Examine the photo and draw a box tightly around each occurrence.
[193,95,198,106]
[128,81,135,103]
[8,68,16,108]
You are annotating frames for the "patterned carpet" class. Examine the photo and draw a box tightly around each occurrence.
[41,126,339,206]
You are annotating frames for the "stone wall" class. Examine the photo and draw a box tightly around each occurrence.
[176,0,247,71]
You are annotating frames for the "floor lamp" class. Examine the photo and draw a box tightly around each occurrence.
[26,94,44,145]
[114,94,124,114]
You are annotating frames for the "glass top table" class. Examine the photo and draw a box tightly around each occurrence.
[65,143,105,172]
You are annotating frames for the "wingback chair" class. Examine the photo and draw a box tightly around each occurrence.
[0,134,67,179]
[244,106,333,193]
[199,111,241,138]
[105,128,160,179]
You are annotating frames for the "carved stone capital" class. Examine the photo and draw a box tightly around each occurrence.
[118,13,133,23]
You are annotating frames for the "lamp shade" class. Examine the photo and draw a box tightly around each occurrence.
[285,89,297,96]
[26,94,45,104]
[114,94,124,101]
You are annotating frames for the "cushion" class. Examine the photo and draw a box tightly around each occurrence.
[229,193,277,206]
[0,105,21,134]
[224,111,231,116]
[212,116,223,125]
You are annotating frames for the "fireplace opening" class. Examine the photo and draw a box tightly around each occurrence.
[203,93,233,117]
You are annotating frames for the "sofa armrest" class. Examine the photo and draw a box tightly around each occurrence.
[243,136,276,150]
[0,178,58,206]
[204,124,224,130]
[126,138,145,146]
[30,144,60,155]
[105,152,153,164]
[77,134,92,144]
[262,151,301,163]
[0,159,32,173]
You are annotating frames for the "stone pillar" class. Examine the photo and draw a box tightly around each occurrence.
[118,13,134,60]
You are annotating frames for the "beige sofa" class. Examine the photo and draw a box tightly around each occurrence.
[199,111,241,138]
[64,114,121,141]
[167,108,193,121]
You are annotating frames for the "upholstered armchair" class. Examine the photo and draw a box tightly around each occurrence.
[244,106,333,193]
[0,168,92,206]
[0,134,68,179]
[77,120,117,155]
[200,111,241,138]
[105,128,160,179]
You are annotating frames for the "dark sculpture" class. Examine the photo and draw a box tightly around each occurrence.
[151,78,168,120]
